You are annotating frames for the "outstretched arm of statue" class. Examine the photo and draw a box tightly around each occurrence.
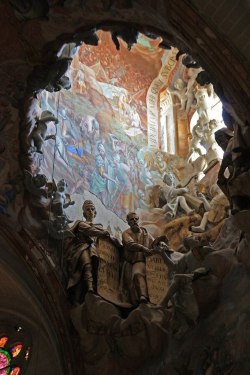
[99,166,118,185]
[78,222,110,238]
[126,242,152,255]
[160,278,180,307]
[160,252,176,269]
[122,233,152,255]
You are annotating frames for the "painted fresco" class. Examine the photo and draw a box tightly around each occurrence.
[38,31,184,227]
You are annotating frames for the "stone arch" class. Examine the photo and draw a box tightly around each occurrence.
[0,226,76,375]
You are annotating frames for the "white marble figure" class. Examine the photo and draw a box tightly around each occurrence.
[29,110,58,154]
[191,185,229,233]
[51,179,75,217]
[185,67,203,115]
[194,84,214,126]
[169,78,187,111]
[162,175,194,218]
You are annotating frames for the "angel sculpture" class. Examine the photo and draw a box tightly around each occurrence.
[24,170,49,198]
[43,179,75,240]
[29,110,58,154]
[51,179,75,218]
[42,216,75,240]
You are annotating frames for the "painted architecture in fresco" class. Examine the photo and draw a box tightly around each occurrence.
[35,31,224,244]
[38,32,190,228]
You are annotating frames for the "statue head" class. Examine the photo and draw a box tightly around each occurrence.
[163,173,175,187]
[209,119,218,130]
[57,179,67,192]
[82,200,96,222]
[126,212,140,233]
[33,174,47,188]
[174,78,185,90]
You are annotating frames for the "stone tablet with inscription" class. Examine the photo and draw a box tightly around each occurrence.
[97,238,121,304]
[146,254,170,304]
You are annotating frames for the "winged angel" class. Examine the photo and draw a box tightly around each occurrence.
[24,170,75,240]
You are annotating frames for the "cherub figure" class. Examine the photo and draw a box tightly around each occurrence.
[51,179,75,217]
[29,110,58,154]
[161,174,194,218]
[186,119,204,163]
[191,185,229,233]
[24,170,49,198]
[194,84,214,126]
[43,216,75,240]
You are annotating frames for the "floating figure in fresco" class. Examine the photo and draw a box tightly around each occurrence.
[65,200,111,303]
[118,91,131,119]
[169,78,187,111]
[51,179,75,218]
[191,185,229,233]
[111,154,134,216]
[40,108,72,167]
[122,212,155,304]
[138,158,154,188]
[161,174,194,218]
[80,115,100,154]
[74,69,86,94]
[90,143,117,206]
[129,105,142,129]
[155,151,168,175]
[153,151,181,183]
[58,108,78,141]
[136,189,152,210]
[29,110,58,154]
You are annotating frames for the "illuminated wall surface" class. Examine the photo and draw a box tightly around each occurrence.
[39,32,185,229]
